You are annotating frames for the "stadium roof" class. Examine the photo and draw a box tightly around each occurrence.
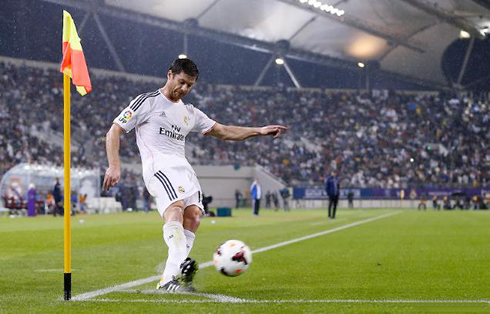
[103,0,489,87]
[43,0,490,89]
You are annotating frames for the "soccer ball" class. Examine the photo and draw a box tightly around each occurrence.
[213,240,252,277]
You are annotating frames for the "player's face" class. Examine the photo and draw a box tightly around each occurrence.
[168,71,197,100]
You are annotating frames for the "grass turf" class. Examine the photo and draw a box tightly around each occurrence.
[0,208,489,313]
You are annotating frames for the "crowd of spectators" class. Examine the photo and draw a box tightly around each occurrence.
[187,85,489,188]
[0,62,488,189]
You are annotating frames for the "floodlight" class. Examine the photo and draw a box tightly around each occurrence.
[320,4,330,11]
[299,0,345,17]
[459,30,470,39]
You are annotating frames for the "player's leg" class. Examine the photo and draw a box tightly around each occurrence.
[160,200,188,287]
[183,204,202,253]
[147,173,189,291]
[180,204,202,288]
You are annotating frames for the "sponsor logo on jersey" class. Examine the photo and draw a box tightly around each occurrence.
[123,110,133,120]
[159,124,185,141]
[184,115,189,126]
[178,186,185,194]
[118,110,133,124]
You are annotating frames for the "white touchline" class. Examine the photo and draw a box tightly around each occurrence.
[119,289,248,303]
[251,211,400,254]
[113,290,490,304]
[71,211,401,301]
[80,298,490,304]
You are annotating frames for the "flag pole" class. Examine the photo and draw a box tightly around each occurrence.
[61,10,92,299]
[63,73,72,301]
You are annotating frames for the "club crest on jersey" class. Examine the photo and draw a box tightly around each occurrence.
[184,115,189,126]
[178,186,185,194]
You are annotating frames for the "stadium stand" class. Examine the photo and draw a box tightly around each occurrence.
[0,61,488,190]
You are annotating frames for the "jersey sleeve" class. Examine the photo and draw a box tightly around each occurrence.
[192,107,216,134]
[113,95,150,133]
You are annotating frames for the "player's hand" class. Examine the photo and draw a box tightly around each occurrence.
[103,167,120,191]
[259,125,288,138]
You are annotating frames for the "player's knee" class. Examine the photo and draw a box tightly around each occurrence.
[184,207,202,229]
[187,217,200,231]
[187,208,202,222]
[163,200,185,223]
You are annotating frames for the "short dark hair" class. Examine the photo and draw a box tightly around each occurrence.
[168,58,199,80]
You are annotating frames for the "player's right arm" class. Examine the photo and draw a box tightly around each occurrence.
[103,123,125,190]
[103,93,152,190]
[206,123,287,141]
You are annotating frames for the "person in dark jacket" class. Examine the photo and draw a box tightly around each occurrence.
[53,178,62,217]
[347,190,354,209]
[325,171,340,219]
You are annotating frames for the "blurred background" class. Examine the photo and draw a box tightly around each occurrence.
[0,0,489,216]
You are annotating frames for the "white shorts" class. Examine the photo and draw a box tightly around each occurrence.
[147,166,204,217]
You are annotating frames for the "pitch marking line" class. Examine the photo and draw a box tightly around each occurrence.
[120,289,247,302]
[71,211,400,301]
[116,289,490,305]
[79,298,490,304]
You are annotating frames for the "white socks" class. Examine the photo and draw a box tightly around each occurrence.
[161,221,187,284]
[184,229,195,257]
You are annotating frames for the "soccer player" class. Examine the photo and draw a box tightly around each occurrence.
[103,58,287,292]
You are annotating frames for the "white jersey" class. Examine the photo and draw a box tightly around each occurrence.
[114,89,216,185]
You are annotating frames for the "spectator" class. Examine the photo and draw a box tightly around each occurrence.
[202,193,213,214]
[443,196,452,210]
[53,178,62,216]
[265,191,272,208]
[272,191,279,211]
[71,190,78,215]
[418,197,427,210]
[250,179,261,216]
[79,193,87,213]
[325,171,340,219]
[27,183,37,217]
[235,189,242,209]
[46,191,55,214]
[432,196,440,210]
[280,188,291,212]
[347,190,354,209]
[142,188,151,213]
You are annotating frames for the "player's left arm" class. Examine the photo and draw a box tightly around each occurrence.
[205,123,287,141]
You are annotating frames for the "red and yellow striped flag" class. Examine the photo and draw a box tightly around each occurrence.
[60,10,92,96]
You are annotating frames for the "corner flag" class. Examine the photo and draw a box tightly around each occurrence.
[60,10,92,301]
[60,10,92,96]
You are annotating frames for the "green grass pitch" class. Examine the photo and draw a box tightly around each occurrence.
[1,208,489,313]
